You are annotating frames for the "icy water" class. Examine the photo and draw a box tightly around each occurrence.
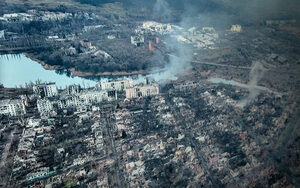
[0,54,97,88]
[0,54,171,88]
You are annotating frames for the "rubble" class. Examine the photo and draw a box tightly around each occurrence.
[230,25,242,32]
[135,21,175,35]
[175,26,219,49]
[131,35,144,46]
[0,19,299,187]
[0,99,26,116]
[0,11,72,23]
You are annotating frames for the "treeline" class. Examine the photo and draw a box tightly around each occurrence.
[74,0,120,6]
[0,16,99,36]
[74,0,153,7]
[0,1,169,74]
[30,41,165,74]
[74,0,220,13]
[26,20,167,74]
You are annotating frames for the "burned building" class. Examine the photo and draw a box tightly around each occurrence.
[97,78,134,91]
[0,99,26,116]
[33,83,58,98]
[79,90,117,104]
[125,84,159,99]
[230,25,242,32]
[131,35,144,47]
[37,99,54,115]
[67,84,81,95]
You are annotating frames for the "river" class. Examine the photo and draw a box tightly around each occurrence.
[0,53,178,88]
[0,54,98,88]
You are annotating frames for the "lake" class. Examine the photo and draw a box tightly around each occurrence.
[0,54,97,88]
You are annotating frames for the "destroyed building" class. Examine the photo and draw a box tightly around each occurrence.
[125,84,159,99]
[176,26,219,49]
[137,21,174,35]
[33,83,58,98]
[0,30,5,39]
[0,99,26,116]
[0,1,299,186]
[131,35,144,47]
[230,25,242,32]
[0,11,72,23]
[37,99,54,116]
[96,78,134,91]
[36,89,117,115]
[79,90,117,104]
[67,84,81,95]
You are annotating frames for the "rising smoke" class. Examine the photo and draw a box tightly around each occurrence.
[237,61,266,108]
[153,0,171,22]
[151,0,300,24]
[223,0,300,22]
[150,0,194,83]
[149,0,296,89]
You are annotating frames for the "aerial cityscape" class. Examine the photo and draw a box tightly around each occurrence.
[0,0,300,187]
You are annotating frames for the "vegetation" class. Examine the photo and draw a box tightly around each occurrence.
[0,2,168,74]
[64,178,77,188]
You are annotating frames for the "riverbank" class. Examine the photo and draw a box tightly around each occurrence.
[68,68,167,77]
[24,53,166,77]
[24,53,64,70]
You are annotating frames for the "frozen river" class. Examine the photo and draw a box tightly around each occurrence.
[0,53,183,88]
[0,54,97,88]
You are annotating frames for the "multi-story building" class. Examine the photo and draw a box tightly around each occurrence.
[67,84,81,95]
[36,89,118,116]
[33,83,58,98]
[0,99,26,116]
[37,99,53,114]
[79,90,117,104]
[125,84,159,99]
[0,30,5,39]
[131,35,144,46]
[97,78,133,91]
[58,96,81,108]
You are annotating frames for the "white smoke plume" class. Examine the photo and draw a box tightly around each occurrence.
[153,0,172,22]
[237,61,266,108]
[151,0,194,83]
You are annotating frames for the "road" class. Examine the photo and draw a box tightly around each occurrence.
[0,126,16,168]
[101,105,125,188]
